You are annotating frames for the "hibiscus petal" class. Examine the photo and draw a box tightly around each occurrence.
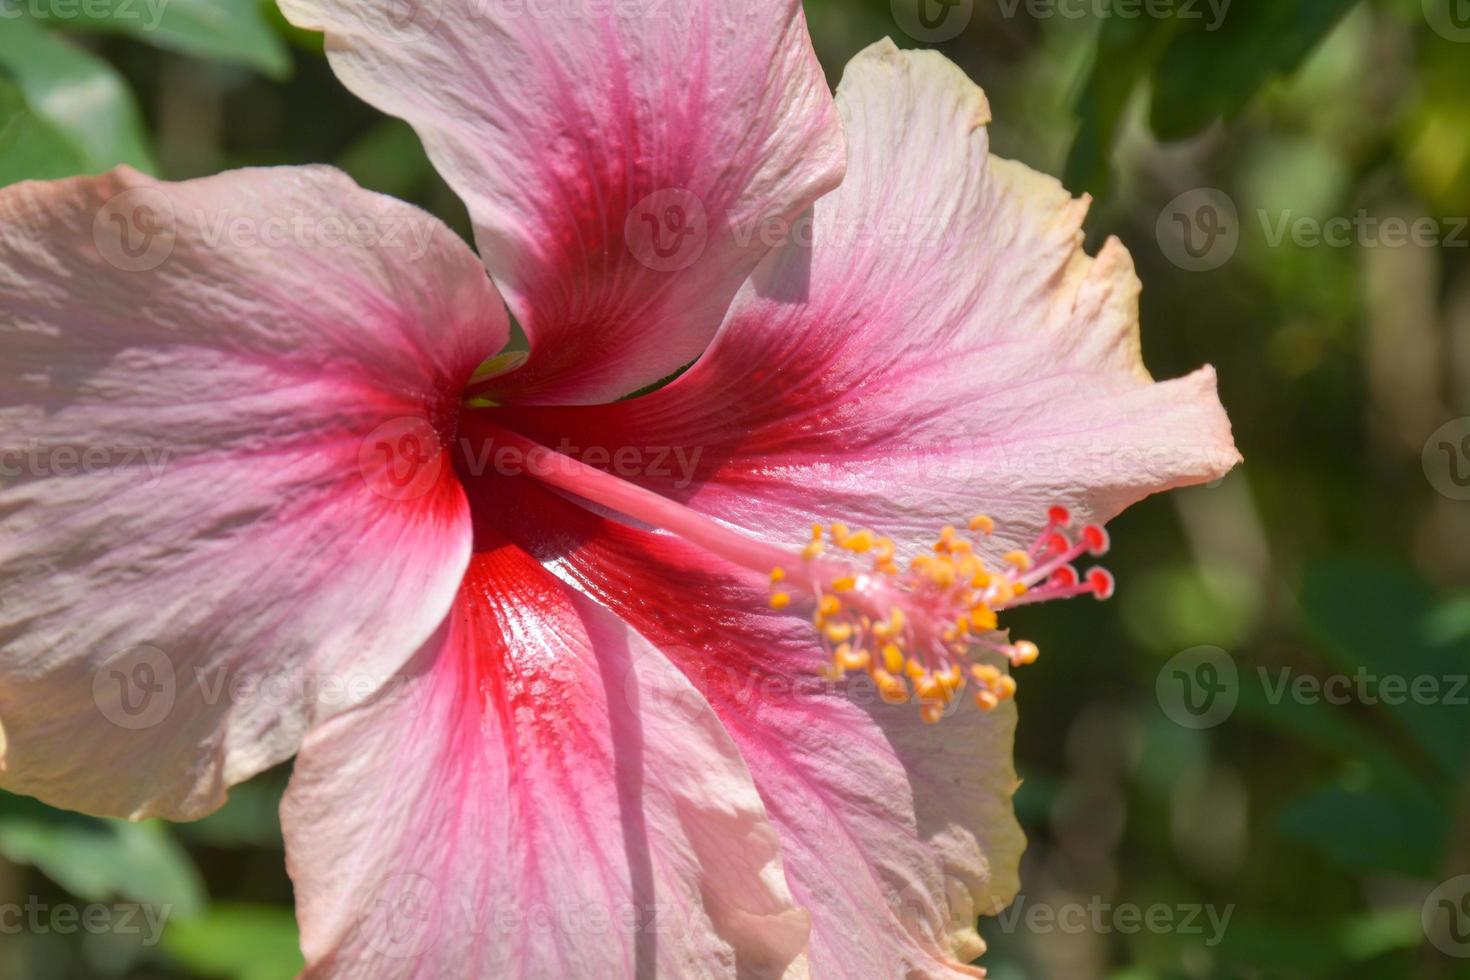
[0,167,507,819]
[282,540,810,979]
[471,41,1242,976]
[479,477,1017,978]
[277,0,845,405]
[494,40,1240,554]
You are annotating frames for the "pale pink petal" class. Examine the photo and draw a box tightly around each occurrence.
[478,477,1020,978]
[278,0,845,405]
[495,41,1240,555]
[0,167,507,819]
[283,541,809,979]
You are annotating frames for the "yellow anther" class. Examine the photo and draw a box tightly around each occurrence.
[888,607,906,632]
[929,561,956,589]
[993,674,1018,701]
[933,525,957,553]
[801,541,824,560]
[818,594,841,617]
[969,605,998,632]
[970,569,992,589]
[969,514,995,534]
[770,592,791,609]
[920,702,945,724]
[970,663,1002,686]
[875,538,895,562]
[975,689,1000,711]
[882,643,905,674]
[873,670,909,704]
[915,676,945,702]
[838,646,870,671]
[770,567,786,583]
[825,622,854,644]
[830,522,850,544]
[831,575,857,592]
[1003,550,1032,572]
[1011,641,1040,666]
[844,529,875,552]
[904,659,927,680]
[810,523,824,541]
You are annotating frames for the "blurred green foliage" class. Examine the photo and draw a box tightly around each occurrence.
[2,0,1470,977]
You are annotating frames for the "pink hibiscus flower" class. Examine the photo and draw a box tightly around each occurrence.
[0,0,1239,975]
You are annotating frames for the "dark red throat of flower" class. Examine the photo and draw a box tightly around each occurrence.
[460,415,1114,724]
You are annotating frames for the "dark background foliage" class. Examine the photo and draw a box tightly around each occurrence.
[2,0,1469,976]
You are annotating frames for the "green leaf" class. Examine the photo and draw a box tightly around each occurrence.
[175,769,286,850]
[1065,0,1363,196]
[1400,32,1470,215]
[1426,594,1470,647]
[1213,908,1425,971]
[163,904,305,980]
[336,118,435,200]
[0,13,155,172]
[1278,778,1447,877]
[1064,9,1181,196]
[1150,0,1363,139]
[1233,665,1405,779]
[1299,560,1470,779]
[0,77,88,184]
[0,793,205,916]
[18,0,291,77]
